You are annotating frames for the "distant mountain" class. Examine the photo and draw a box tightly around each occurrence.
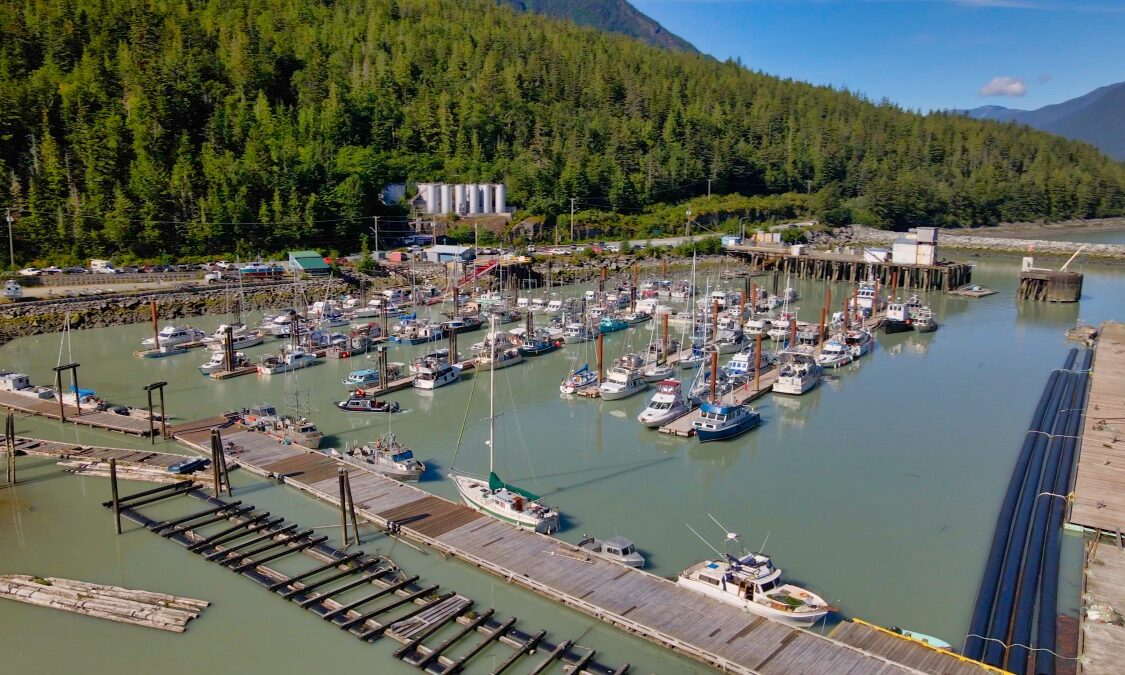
[955,82,1125,160]
[501,0,696,52]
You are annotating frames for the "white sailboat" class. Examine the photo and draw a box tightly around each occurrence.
[451,316,561,534]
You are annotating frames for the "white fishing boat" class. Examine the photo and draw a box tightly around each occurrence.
[140,325,204,348]
[744,317,772,337]
[598,365,648,400]
[335,433,424,481]
[725,345,764,378]
[412,359,462,390]
[772,350,822,395]
[452,319,561,534]
[563,322,596,344]
[0,372,54,400]
[637,380,689,427]
[912,306,938,333]
[678,520,829,627]
[257,348,317,375]
[238,403,323,448]
[815,338,853,369]
[577,536,646,568]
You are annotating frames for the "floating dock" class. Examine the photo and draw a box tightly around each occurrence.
[830,620,1003,675]
[170,418,963,674]
[949,285,998,298]
[726,244,973,291]
[0,391,157,436]
[658,366,779,437]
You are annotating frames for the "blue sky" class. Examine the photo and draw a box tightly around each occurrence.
[631,0,1125,112]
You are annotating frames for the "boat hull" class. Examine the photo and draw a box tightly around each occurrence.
[676,578,827,626]
[772,376,820,395]
[696,415,761,442]
[637,406,689,428]
[882,320,913,334]
[452,475,558,533]
[599,383,647,400]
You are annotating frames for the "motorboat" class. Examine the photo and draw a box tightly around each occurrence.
[140,325,205,348]
[678,545,828,627]
[335,394,401,413]
[0,372,55,400]
[205,327,264,351]
[238,404,323,448]
[343,368,381,390]
[598,316,628,334]
[410,349,451,374]
[692,403,761,442]
[563,323,596,344]
[517,331,560,356]
[913,307,938,333]
[336,433,424,481]
[815,338,853,369]
[642,361,674,382]
[577,536,645,568]
[3,280,22,300]
[478,346,523,370]
[744,317,772,337]
[844,329,873,359]
[883,302,913,334]
[257,349,317,374]
[598,365,648,400]
[412,360,462,390]
[621,310,651,325]
[637,380,689,427]
[545,299,565,315]
[772,350,822,395]
[198,350,249,375]
[725,346,763,378]
[442,315,483,334]
[390,320,444,345]
[560,364,598,394]
[715,328,749,355]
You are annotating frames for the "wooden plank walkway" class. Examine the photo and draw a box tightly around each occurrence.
[830,620,1000,675]
[11,436,190,469]
[0,389,156,436]
[171,418,931,674]
[1069,322,1125,533]
[1079,540,1125,675]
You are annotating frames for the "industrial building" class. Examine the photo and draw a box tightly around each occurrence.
[288,251,331,276]
[413,183,508,216]
[423,245,476,264]
[891,227,939,266]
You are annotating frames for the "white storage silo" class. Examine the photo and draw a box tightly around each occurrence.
[495,184,506,214]
[440,184,453,215]
[453,184,465,215]
[482,183,494,214]
[467,184,480,214]
[424,184,437,214]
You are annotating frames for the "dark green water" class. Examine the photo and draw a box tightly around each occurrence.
[2,254,1120,672]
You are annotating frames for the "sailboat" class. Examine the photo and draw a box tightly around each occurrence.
[451,315,561,534]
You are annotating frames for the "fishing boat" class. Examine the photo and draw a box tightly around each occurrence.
[883,301,913,334]
[390,319,444,345]
[912,306,938,333]
[237,404,323,448]
[335,433,424,481]
[851,280,879,312]
[844,329,873,358]
[257,348,317,375]
[442,315,483,334]
[678,525,828,627]
[598,365,648,400]
[815,338,853,369]
[577,536,646,567]
[772,351,822,395]
[598,316,628,334]
[544,299,565,315]
[475,344,520,370]
[637,380,690,427]
[452,321,561,534]
[318,310,350,328]
[198,350,249,375]
[517,331,560,357]
[692,403,761,442]
[490,307,520,324]
[335,394,401,413]
[0,372,54,400]
[725,346,763,378]
[412,358,462,390]
[744,317,772,337]
[140,325,205,348]
[560,364,598,394]
[563,322,596,344]
[621,310,651,325]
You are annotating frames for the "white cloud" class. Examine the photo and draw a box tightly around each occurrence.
[980,76,1028,97]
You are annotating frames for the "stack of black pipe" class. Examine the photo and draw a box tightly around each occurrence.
[964,348,1093,673]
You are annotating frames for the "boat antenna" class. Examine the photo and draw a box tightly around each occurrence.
[758,530,771,556]
[686,523,725,559]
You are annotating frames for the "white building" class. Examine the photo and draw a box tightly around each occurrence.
[891,227,938,266]
[412,183,510,216]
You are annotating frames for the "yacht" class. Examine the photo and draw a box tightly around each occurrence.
[692,403,761,442]
[563,323,596,344]
[772,351,822,395]
[478,346,523,370]
[844,329,873,359]
[390,320,444,345]
[198,350,249,375]
[140,325,205,348]
[335,433,424,481]
[410,349,451,373]
[238,404,323,448]
[744,317,772,337]
[598,365,648,400]
[815,338,853,369]
[257,349,317,375]
[637,380,689,427]
[678,547,828,626]
[205,327,264,351]
[412,360,462,390]
[577,536,645,568]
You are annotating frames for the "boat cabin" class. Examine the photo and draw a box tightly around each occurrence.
[0,372,32,391]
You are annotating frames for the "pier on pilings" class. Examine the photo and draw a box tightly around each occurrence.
[725,244,973,292]
[1017,269,1083,302]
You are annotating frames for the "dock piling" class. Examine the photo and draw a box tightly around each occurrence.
[4,413,14,486]
[345,470,360,545]
[338,468,349,548]
[110,458,121,534]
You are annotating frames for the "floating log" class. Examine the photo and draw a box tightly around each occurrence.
[0,575,208,632]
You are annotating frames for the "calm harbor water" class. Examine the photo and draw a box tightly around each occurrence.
[2,253,1122,673]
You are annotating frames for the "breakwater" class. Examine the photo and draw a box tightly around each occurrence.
[827,225,1125,260]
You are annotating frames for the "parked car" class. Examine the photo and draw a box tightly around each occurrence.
[64,266,89,274]
[93,266,120,274]
[120,266,140,273]
[41,266,63,274]
[18,268,40,276]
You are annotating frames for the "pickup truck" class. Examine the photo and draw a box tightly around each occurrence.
[204,271,224,283]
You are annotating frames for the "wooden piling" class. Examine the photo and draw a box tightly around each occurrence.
[709,351,719,403]
[344,469,360,545]
[54,369,66,423]
[754,334,762,392]
[788,318,797,348]
[596,333,604,384]
[661,313,669,364]
[150,300,161,351]
[110,458,121,534]
[5,413,14,486]
[338,468,349,548]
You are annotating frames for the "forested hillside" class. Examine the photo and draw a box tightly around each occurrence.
[1,0,1124,263]
[501,0,696,52]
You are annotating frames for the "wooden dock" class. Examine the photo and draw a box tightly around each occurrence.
[949,285,998,298]
[830,620,1000,674]
[659,366,780,437]
[210,365,258,380]
[1078,539,1125,675]
[170,418,945,674]
[0,390,157,436]
[1068,322,1125,534]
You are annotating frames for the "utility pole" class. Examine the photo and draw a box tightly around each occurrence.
[685,208,692,238]
[707,179,712,197]
[5,209,13,269]
[806,180,813,194]
[370,216,379,257]
[569,197,577,242]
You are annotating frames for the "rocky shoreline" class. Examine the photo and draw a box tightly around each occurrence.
[820,226,1125,260]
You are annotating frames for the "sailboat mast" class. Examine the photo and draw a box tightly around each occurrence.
[488,313,496,473]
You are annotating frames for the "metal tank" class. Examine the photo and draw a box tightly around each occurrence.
[482,183,494,213]
[467,184,480,215]
[453,184,465,215]
[424,184,437,214]
[495,184,507,214]
[440,184,453,215]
